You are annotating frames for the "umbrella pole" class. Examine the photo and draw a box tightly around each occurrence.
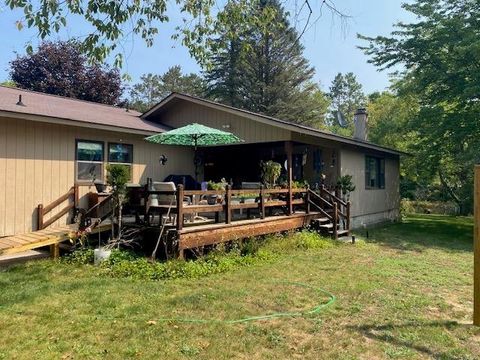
[194,136,198,184]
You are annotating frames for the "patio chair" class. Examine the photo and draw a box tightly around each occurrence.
[146,182,191,226]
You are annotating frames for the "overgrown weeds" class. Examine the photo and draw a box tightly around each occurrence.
[64,230,339,280]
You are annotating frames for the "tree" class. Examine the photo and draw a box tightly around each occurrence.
[366,90,421,199]
[205,0,327,128]
[0,80,16,87]
[5,0,349,66]
[359,0,480,213]
[130,66,206,112]
[327,72,366,136]
[10,41,123,105]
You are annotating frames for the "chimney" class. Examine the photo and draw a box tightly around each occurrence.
[353,108,368,141]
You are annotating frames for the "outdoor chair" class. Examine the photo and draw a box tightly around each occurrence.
[146,182,191,226]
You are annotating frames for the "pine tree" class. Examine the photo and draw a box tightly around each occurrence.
[205,0,326,128]
[327,72,366,135]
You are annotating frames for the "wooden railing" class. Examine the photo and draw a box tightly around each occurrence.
[175,185,308,231]
[307,185,351,238]
[37,185,79,230]
[77,193,114,230]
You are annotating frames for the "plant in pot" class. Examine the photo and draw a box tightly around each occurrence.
[87,164,106,193]
[336,174,356,201]
[260,160,282,189]
[207,178,227,204]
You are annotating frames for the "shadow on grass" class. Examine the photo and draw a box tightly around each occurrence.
[348,320,472,359]
[361,214,473,253]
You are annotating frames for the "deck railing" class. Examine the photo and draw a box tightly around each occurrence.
[144,184,351,236]
[37,185,79,230]
[175,185,308,231]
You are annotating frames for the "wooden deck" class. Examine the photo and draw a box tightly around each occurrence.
[0,223,110,256]
[176,211,323,250]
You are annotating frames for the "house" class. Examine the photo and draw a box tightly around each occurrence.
[0,86,402,238]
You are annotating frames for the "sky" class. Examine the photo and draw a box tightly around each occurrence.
[0,1,416,94]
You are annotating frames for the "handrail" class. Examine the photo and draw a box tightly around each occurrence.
[308,189,334,208]
[37,185,78,230]
[320,186,347,207]
[308,199,333,221]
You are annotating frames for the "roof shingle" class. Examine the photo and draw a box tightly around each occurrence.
[0,85,167,133]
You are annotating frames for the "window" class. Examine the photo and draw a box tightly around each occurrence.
[108,143,133,180]
[76,140,104,182]
[365,156,385,189]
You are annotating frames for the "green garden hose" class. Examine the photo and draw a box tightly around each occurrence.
[148,281,336,324]
[5,282,336,325]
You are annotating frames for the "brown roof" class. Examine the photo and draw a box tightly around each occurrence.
[144,92,405,156]
[0,85,168,134]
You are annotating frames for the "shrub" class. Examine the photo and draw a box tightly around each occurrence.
[63,248,95,265]
[65,229,340,281]
[400,199,459,215]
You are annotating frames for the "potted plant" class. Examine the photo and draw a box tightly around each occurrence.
[260,160,282,189]
[337,174,356,201]
[207,178,227,204]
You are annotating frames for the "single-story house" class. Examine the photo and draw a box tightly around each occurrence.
[0,85,401,237]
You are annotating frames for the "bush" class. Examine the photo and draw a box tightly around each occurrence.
[65,230,340,281]
[63,248,95,265]
[400,199,459,215]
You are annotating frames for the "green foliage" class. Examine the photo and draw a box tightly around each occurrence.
[106,164,130,194]
[9,41,123,105]
[130,66,206,112]
[336,175,356,196]
[0,80,16,87]
[260,160,282,188]
[204,0,327,128]
[359,0,480,214]
[207,178,228,190]
[328,72,366,134]
[400,199,459,216]
[63,248,95,265]
[65,230,337,281]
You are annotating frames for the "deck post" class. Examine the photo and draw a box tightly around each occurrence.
[285,141,293,215]
[37,204,44,230]
[73,184,79,208]
[305,186,310,214]
[176,184,184,231]
[259,185,265,219]
[50,243,60,259]
[225,185,232,224]
[333,202,338,240]
[474,165,480,325]
[346,201,351,234]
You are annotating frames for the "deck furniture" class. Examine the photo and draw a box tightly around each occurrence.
[146,182,191,225]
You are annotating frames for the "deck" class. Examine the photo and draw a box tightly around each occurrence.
[143,185,351,257]
[176,211,323,250]
[0,223,110,256]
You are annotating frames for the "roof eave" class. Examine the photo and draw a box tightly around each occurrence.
[142,93,404,156]
[0,110,162,136]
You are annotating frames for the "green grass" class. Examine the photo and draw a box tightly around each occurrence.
[1,214,479,359]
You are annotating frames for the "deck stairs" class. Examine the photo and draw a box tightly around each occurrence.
[306,187,351,240]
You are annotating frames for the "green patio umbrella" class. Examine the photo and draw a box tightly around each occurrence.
[145,123,243,181]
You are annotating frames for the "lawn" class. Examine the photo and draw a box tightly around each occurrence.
[1,214,479,359]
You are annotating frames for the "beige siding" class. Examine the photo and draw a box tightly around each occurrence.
[340,148,400,227]
[0,117,194,236]
[158,100,291,144]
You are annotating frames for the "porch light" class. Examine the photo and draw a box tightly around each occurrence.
[331,151,337,167]
[159,154,168,166]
